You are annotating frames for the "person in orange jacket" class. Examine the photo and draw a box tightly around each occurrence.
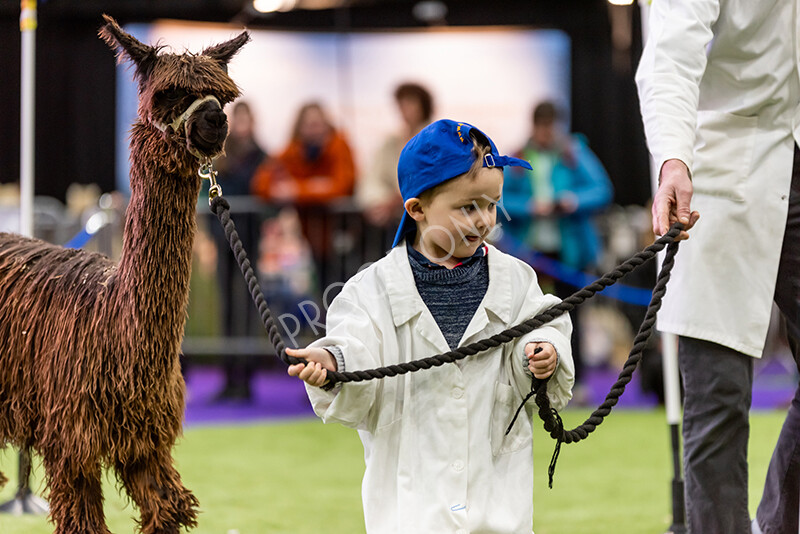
[251,101,356,205]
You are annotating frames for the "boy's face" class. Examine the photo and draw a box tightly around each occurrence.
[410,167,503,265]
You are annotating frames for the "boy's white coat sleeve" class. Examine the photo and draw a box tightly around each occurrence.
[510,280,574,412]
[303,290,381,429]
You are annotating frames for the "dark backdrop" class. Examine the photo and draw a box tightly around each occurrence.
[0,0,651,206]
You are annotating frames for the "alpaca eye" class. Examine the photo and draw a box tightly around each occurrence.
[155,88,190,108]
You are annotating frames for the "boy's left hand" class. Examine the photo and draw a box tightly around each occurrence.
[525,342,557,379]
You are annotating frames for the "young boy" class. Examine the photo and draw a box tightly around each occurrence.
[286,119,574,533]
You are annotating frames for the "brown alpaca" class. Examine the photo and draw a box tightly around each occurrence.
[0,15,249,534]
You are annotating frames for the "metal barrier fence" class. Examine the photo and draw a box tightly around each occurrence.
[186,196,399,363]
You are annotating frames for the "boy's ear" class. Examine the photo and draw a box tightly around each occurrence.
[404,198,425,222]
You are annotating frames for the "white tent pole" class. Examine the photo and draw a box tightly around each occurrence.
[662,333,682,424]
[20,0,36,238]
[661,331,686,534]
[0,0,50,517]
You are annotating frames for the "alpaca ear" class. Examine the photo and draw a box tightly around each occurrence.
[98,14,158,82]
[202,31,250,66]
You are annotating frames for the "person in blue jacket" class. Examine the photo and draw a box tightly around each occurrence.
[502,101,612,393]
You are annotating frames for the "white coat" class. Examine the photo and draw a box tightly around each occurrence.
[305,243,574,534]
[635,0,800,357]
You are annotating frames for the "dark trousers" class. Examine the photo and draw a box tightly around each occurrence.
[756,147,800,533]
[680,145,800,534]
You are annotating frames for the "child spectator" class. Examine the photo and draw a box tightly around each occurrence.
[286,119,574,533]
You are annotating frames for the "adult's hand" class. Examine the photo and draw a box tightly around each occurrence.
[653,159,700,240]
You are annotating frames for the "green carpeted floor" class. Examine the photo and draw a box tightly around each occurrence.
[0,409,786,534]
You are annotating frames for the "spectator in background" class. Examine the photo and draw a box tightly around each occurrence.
[209,101,267,401]
[215,101,266,196]
[251,101,355,205]
[502,101,613,400]
[357,82,435,233]
[251,101,356,297]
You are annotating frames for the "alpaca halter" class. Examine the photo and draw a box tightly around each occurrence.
[151,94,221,135]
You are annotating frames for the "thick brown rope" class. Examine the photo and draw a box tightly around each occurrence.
[531,238,679,487]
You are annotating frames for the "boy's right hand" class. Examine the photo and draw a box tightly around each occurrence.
[525,342,557,379]
[286,347,337,388]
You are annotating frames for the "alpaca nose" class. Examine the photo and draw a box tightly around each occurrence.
[194,98,226,127]
[185,102,229,157]
[205,109,226,129]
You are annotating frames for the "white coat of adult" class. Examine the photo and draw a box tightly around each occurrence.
[635,0,799,357]
[305,243,574,534]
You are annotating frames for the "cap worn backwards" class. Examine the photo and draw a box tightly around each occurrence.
[392,119,532,247]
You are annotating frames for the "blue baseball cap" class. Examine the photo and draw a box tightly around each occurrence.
[392,119,532,247]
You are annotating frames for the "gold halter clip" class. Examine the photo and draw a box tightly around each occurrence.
[198,158,221,206]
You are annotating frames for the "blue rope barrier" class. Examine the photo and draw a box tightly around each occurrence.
[64,228,93,249]
[63,212,112,249]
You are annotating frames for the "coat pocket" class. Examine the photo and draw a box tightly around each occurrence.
[692,110,758,202]
[490,381,532,456]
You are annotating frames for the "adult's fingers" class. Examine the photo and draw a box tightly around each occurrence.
[686,210,700,231]
[652,191,673,237]
[675,181,694,225]
[674,210,701,240]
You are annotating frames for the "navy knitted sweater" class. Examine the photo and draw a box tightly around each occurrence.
[326,244,491,372]
[406,243,490,350]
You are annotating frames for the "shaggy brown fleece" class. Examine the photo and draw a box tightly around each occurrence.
[0,15,249,534]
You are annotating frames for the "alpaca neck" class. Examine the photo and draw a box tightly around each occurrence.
[115,126,201,345]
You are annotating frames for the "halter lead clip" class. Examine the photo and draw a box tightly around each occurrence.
[199,160,222,206]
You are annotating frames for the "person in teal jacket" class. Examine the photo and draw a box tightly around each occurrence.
[502,101,613,270]
[502,101,612,393]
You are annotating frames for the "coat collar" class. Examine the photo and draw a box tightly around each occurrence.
[381,242,513,350]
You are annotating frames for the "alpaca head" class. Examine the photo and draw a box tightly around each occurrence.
[99,14,250,160]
